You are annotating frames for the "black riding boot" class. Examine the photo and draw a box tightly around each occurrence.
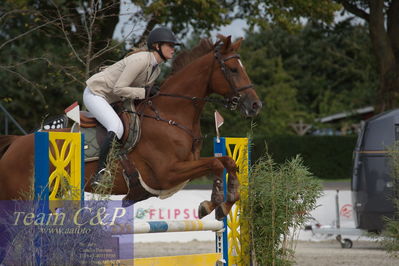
[91,131,117,188]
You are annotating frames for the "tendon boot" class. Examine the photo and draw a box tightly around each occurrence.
[91,131,117,189]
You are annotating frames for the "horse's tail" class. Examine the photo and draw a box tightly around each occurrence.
[0,135,18,159]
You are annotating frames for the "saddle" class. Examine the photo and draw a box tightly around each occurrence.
[79,101,145,206]
[80,102,132,146]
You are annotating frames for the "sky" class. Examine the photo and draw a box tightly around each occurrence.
[113,1,247,45]
[212,19,247,40]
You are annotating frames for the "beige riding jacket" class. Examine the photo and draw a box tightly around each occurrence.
[86,51,160,103]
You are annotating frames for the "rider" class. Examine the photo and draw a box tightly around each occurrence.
[83,27,181,188]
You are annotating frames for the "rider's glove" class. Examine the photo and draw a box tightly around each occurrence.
[145,85,160,97]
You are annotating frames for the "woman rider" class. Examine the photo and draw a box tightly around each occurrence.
[83,27,181,188]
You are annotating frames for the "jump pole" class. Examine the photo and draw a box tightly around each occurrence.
[104,220,225,266]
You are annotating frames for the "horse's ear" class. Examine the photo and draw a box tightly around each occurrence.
[231,37,243,51]
[200,38,213,50]
[216,34,226,40]
[220,35,232,53]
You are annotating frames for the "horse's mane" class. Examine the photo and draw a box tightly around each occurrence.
[171,38,214,74]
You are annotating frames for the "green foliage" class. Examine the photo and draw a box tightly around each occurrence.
[330,1,399,111]
[242,20,377,117]
[248,155,322,265]
[239,0,340,30]
[239,45,306,135]
[135,0,235,37]
[0,1,124,132]
[252,135,357,180]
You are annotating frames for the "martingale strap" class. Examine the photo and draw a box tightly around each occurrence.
[126,106,202,152]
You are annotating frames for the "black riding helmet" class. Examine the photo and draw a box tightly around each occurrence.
[147,27,181,61]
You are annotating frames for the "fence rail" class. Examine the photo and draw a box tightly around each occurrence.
[0,102,27,135]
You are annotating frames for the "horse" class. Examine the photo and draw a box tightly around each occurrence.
[0,34,262,221]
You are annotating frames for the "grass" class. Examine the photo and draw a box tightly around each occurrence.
[189,177,350,186]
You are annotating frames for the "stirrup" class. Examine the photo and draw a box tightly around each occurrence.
[91,168,111,189]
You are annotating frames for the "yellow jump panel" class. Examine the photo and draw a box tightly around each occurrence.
[104,253,222,266]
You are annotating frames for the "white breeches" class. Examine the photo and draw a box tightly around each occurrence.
[83,87,124,139]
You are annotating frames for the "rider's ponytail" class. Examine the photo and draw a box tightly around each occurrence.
[124,45,148,58]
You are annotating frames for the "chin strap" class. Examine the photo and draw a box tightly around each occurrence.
[154,46,167,61]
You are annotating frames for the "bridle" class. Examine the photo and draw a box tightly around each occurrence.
[156,43,254,110]
[213,44,254,110]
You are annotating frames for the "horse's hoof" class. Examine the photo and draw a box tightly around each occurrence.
[215,206,227,221]
[211,193,224,205]
[122,198,134,207]
[198,201,212,219]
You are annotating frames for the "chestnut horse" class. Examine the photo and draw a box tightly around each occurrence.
[0,35,262,220]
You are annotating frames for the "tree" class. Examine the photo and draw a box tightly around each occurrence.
[239,42,304,136]
[237,0,340,30]
[290,20,378,116]
[0,0,238,132]
[332,0,399,111]
[237,0,399,112]
[235,21,376,135]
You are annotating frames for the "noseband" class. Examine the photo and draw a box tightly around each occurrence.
[214,45,254,110]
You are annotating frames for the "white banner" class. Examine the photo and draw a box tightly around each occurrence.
[86,189,362,243]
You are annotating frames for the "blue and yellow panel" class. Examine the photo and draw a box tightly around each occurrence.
[34,131,84,212]
[214,137,250,266]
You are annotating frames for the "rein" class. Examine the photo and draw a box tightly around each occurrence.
[157,93,229,107]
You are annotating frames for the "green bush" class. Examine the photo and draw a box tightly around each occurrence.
[247,155,322,265]
[202,135,357,180]
[253,135,357,180]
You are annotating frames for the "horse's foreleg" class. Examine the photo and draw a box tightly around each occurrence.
[214,156,240,220]
[198,173,224,219]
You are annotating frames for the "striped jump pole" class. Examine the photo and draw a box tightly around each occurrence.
[104,220,225,266]
[107,220,224,235]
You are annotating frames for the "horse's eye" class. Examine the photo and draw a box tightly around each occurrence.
[230,68,238,73]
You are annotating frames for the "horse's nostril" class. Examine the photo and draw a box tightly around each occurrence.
[252,101,262,110]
